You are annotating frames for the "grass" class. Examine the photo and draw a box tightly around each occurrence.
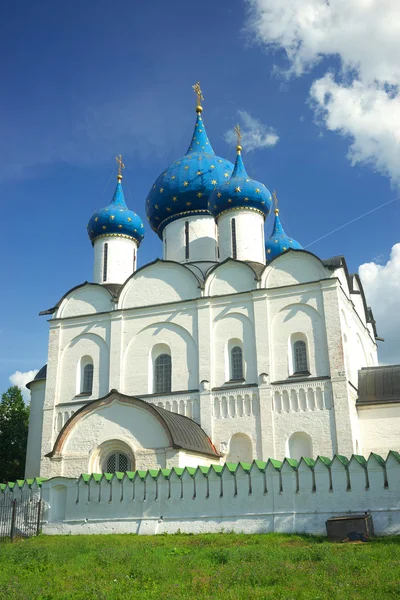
[1,533,400,599]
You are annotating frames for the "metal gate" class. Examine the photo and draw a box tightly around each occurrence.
[0,493,42,540]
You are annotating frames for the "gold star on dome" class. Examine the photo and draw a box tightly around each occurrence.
[163,172,167,176]
[246,179,250,182]
[197,192,203,198]
[171,175,176,180]
[155,204,159,210]
[214,204,217,209]
[224,173,229,178]
[176,161,181,165]
[184,165,189,170]
[274,239,278,243]
[196,170,202,175]
[210,165,215,169]
[198,156,203,160]
[110,215,115,220]
[134,229,137,232]
[235,187,241,192]
[141,224,143,228]
[218,160,223,163]
[193,136,197,140]
[166,207,172,212]
[208,202,211,207]
[160,187,164,193]
[153,185,156,189]
[228,198,232,203]
[183,181,189,186]
[119,208,124,212]
[244,197,249,202]
[102,225,107,230]
[118,224,123,229]
[172,196,178,201]
[255,188,261,193]
[186,201,192,206]
[199,129,202,132]
[283,246,287,251]
[211,179,217,185]
[94,217,98,222]
[267,248,271,254]
[261,201,265,205]
[127,217,132,222]
[217,192,222,198]
[196,141,200,145]
[289,240,293,243]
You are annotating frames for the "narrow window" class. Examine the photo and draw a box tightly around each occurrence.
[82,364,94,394]
[294,340,308,373]
[231,346,243,380]
[105,452,129,473]
[154,354,172,393]
[231,218,237,259]
[102,243,108,282]
[133,248,136,271]
[185,221,189,260]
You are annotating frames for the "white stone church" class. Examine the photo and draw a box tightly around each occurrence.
[25,88,400,479]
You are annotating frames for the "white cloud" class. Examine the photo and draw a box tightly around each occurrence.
[246,0,400,183]
[224,110,279,152]
[359,243,400,365]
[9,370,39,403]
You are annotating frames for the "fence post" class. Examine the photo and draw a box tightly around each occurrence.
[36,500,42,536]
[10,499,17,542]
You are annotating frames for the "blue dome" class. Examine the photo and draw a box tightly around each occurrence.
[265,208,302,261]
[209,150,272,220]
[87,176,144,245]
[146,110,234,238]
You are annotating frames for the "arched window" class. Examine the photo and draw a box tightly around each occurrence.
[102,243,108,282]
[231,346,243,380]
[185,220,189,260]
[154,354,172,393]
[82,363,94,394]
[293,340,308,373]
[105,452,130,473]
[231,218,237,259]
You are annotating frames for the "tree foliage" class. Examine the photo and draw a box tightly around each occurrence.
[0,386,30,483]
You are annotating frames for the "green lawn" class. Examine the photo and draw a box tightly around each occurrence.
[1,533,400,599]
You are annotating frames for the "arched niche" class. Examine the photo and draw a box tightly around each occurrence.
[204,260,257,297]
[213,312,256,387]
[56,284,114,319]
[59,333,109,401]
[227,433,253,463]
[118,261,200,309]
[123,322,198,395]
[287,432,313,461]
[262,251,327,289]
[272,303,329,381]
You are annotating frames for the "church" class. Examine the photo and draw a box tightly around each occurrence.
[25,84,400,479]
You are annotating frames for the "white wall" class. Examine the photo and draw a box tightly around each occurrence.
[218,210,265,263]
[25,380,46,478]
[163,215,218,263]
[359,405,400,456]
[93,236,138,285]
[18,452,400,537]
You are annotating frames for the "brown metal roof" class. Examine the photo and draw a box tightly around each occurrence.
[357,365,400,405]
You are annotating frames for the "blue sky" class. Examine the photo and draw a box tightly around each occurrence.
[1,0,399,396]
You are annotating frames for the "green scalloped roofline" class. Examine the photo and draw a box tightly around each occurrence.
[4,451,400,492]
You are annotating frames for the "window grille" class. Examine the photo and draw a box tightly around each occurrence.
[82,364,93,394]
[294,340,308,373]
[103,243,108,282]
[231,218,237,259]
[185,221,189,259]
[231,346,243,380]
[154,353,172,393]
[106,452,129,473]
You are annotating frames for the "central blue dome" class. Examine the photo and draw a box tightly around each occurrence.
[146,110,234,238]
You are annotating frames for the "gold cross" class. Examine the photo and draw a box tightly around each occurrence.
[234,124,242,144]
[192,81,204,106]
[115,154,125,179]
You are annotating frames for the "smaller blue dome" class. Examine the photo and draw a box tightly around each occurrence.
[209,150,272,220]
[87,176,144,246]
[265,208,302,262]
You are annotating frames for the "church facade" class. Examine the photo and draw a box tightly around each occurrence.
[25,87,400,479]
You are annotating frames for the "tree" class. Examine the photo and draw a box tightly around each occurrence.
[0,386,30,483]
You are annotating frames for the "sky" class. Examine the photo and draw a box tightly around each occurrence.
[1,0,400,399]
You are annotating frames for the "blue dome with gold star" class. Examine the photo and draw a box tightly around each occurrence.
[265,207,302,261]
[87,171,144,246]
[208,145,272,221]
[146,103,234,238]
